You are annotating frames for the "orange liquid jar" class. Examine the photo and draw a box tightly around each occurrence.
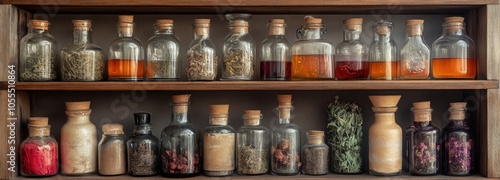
[369,61,398,80]
[368,20,399,80]
[292,54,333,79]
[432,58,476,78]
[108,59,144,79]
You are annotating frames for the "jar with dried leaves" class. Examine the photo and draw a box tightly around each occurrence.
[221,13,255,80]
[302,130,329,175]
[236,110,269,175]
[98,123,126,176]
[186,19,218,81]
[146,19,181,81]
[127,112,159,176]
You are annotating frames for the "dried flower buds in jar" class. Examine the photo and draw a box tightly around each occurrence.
[20,117,58,177]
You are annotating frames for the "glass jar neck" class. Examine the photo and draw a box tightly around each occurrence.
[301,27,324,40]
[443,25,466,36]
[449,107,466,120]
[171,103,189,124]
[407,35,424,43]
[65,110,91,123]
[344,29,361,41]
[28,125,51,137]
[209,114,228,126]
[372,107,397,124]
[276,106,293,124]
[375,33,391,42]
[413,121,431,127]
[307,135,325,145]
[29,28,48,34]
[133,124,153,135]
[448,119,467,126]
[73,29,91,44]
[155,28,174,35]
[412,108,433,122]
[118,23,134,37]
[229,26,248,34]
[194,28,209,41]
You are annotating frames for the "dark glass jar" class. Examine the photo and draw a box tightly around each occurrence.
[127,112,159,176]
[20,117,58,177]
[301,130,328,175]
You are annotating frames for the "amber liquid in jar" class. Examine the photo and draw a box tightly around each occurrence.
[432,58,476,79]
[400,59,429,79]
[291,54,333,80]
[108,59,144,80]
[369,61,398,80]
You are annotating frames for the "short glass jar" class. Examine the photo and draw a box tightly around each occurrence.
[302,130,329,175]
[98,123,127,176]
[20,117,58,177]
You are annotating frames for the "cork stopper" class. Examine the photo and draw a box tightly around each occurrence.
[118,15,134,34]
[412,101,430,109]
[411,101,432,122]
[277,94,292,119]
[65,101,91,110]
[73,19,91,31]
[155,19,174,30]
[344,18,363,31]
[28,117,50,137]
[449,102,467,120]
[444,16,464,32]
[29,20,49,30]
[229,20,248,33]
[268,19,286,35]
[369,95,401,108]
[406,19,424,36]
[102,123,124,135]
[172,94,190,113]
[243,110,261,125]
[444,16,464,23]
[304,16,323,28]
[194,19,210,36]
[307,130,325,144]
[29,117,49,126]
[209,104,229,125]
[118,15,134,23]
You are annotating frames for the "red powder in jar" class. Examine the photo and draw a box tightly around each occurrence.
[21,141,58,176]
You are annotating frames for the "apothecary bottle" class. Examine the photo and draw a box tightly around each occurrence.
[335,18,369,80]
[442,102,475,176]
[221,13,255,80]
[98,123,126,176]
[108,15,144,81]
[128,112,159,176]
[431,17,476,79]
[203,104,236,177]
[271,94,301,175]
[302,130,328,175]
[406,101,440,175]
[20,117,58,177]
[236,110,269,175]
[146,19,180,81]
[261,19,291,80]
[400,19,430,79]
[20,20,58,81]
[60,19,104,81]
[160,94,200,177]
[292,16,334,80]
[187,19,218,81]
[61,101,97,175]
[369,20,398,80]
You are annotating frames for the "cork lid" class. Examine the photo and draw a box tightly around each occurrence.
[73,19,91,31]
[29,20,49,30]
[444,16,464,23]
[412,101,432,122]
[406,19,424,36]
[369,95,401,108]
[209,104,229,125]
[29,117,49,126]
[102,123,124,135]
[244,110,261,125]
[304,16,323,28]
[449,102,467,120]
[65,101,91,110]
[374,20,392,35]
[307,130,325,144]
[194,19,210,35]
[210,104,229,115]
[344,18,363,30]
[172,94,190,113]
[444,16,464,31]
[269,19,286,35]
[277,94,292,106]
[155,19,174,30]
[412,101,430,109]
[118,15,134,23]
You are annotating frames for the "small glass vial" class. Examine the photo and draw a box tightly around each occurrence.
[237,110,270,175]
[335,18,369,80]
[406,101,440,175]
[432,17,476,79]
[20,20,58,81]
[442,102,475,176]
[20,117,58,177]
[60,19,104,81]
[302,130,329,175]
[128,112,159,176]
[261,19,291,80]
[221,13,255,80]
[186,19,218,81]
[369,20,399,80]
[271,94,301,175]
[203,104,236,177]
[292,16,334,80]
[108,15,145,81]
[98,123,127,176]
[400,19,430,79]
[146,19,180,81]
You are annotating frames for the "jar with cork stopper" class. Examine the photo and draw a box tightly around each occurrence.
[369,20,399,80]
[20,19,58,81]
[146,19,180,81]
[98,123,126,176]
[221,13,255,80]
[20,117,58,177]
[400,19,430,80]
[260,19,291,80]
[406,101,440,175]
[236,110,270,175]
[160,94,200,177]
[108,15,144,81]
[127,112,159,176]
[335,18,369,80]
[186,19,218,81]
[301,130,329,175]
[60,19,104,81]
[271,94,301,175]
[442,102,475,176]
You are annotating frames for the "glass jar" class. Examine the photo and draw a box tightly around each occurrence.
[400,19,430,79]
[60,19,104,81]
[146,19,180,81]
[431,16,476,79]
[186,19,218,81]
[160,94,200,177]
[261,19,291,80]
[127,112,159,176]
[335,18,369,80]
[406,101,440,175]
[108,15,144,81]
[19,20,58,81]
[271,94,301,175]
[302,130,328,175]
[292,16,334,80]
[20,117,58,177]
[203,104,236,177]
[236,110,269,175]
[369,20,399,80]
[98,123,127,176]
[61,101,97,175]
[221,13,255,80]
[442,102,475,176]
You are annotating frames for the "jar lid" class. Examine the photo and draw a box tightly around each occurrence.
[307,130,324,144]
[210,104,229,115]
[65,101,91,110]
[244,110,261,125]
[29,20,49,30]
[155,19,174,30]
[412,101,430,109]
[374,20,393,35]
[344,18,363,30]
[449,102,467,120]
[406,19,424,36]
[277,94,292,107]
[412,101,432,122]
[118,15,134,23]
[269,19,285,35]
[134,112,151,125]
[304,16,323,28]
[102,123,124,135]
[172,94,190,113]
[444,16,464,23]
[29,117,49,126]
[73,19,92,31]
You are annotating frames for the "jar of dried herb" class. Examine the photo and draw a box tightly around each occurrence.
[127,112,159,176]
[20,117,58,177]
[302,130,329,175]
[60,19,104,81]
[146,19,181,81]
[98,123,127,175]
[221,13,255,80]
[186,19,218,81]
[236,110,269,175]
[20,20,58,81]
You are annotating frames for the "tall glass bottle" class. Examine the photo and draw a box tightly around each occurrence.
[98,123,126,176]
[301,130,329,175]
[160,94,200,177]
[237,110,269,175]
[221,13,255,80]
[60,19,104,81]
[292,16,334,80]
[186,19,218,81]
[146,19,180,81]
[261,19,291,80]
[335,18,369,80]
[128,112,159,176]
[108,15,144,81]
[431,17,476,79]
[20,117,58,177]
[400,19,430,79]
[369,20,398,80]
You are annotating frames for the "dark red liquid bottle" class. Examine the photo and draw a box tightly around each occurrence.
[335,60,369,80]
[261,61,291,80]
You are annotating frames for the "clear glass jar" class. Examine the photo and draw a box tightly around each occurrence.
[442,102,475,176]
[236,110,269,175]
[160,94,200,177]
[20,117,58,177]
[203,104,235,177]
[221,13,255,80]
[98,123,127,176]
[431,16,476,79]
[186,19,218,81]
[108,15,144,81]
[261,19,291,80]
[19,20,58,81]
[302,130,328,175]
[128,112,159,176]
[335,18,369,80]
[60,19,104,81]
[369,20,399,80]
[146,19,180,81]
[400,19,430,79]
